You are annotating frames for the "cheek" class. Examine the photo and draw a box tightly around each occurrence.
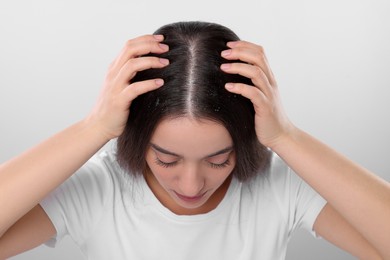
[146,156,174,183]
[205,165,235,187]
[150,166,171,181]
[219,157,236,182]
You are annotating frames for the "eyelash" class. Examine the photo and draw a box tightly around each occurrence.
[155,158,177,168]
[209,160,231,169]
[154,158,231,169]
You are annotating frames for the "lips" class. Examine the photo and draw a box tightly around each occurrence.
[174,191,206,203]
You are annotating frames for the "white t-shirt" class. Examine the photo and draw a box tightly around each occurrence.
[40,151,327,260]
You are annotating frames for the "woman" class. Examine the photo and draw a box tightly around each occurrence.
[0,21,389,259]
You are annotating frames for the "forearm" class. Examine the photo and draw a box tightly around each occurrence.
[0,118,110,235]
[271,127,390,258]
[0,35,168,239]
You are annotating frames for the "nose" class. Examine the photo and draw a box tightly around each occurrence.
[177,163,205,197]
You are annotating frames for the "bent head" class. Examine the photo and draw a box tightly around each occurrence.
[144,117,235,212]
[117,21,271,186]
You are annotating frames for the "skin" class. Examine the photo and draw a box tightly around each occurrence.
[0,35,389,259]
[144,117,236,215]
[220,41,389,259]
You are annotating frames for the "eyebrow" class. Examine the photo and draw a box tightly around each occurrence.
[150,143,234,158]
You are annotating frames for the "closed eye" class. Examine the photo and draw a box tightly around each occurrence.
[155,157,178,168]
[208,159,231,169]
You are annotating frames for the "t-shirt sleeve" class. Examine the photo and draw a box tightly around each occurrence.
[269,155,327,238]
[287,167,327,237]
[39,155,113,247]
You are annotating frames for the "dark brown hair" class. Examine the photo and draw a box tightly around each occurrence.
[116,21,271,182]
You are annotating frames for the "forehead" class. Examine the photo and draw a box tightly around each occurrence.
[150,117,233,157]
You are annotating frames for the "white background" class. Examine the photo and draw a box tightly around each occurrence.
[1,0,389,259]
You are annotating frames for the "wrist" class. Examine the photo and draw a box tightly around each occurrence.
[80,115,114,144]
[266,124,300,153]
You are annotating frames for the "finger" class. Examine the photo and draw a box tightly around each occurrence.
[220,62,272,97]
[224,82,268,112]
[114,56,169,87]
[109,35,169,78]
[221,41,277,87]
[121,78,165,102]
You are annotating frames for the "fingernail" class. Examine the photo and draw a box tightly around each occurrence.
[159,43,169,51]
[154,34,164,41]
[155,79,164,86]
[227,41,238,48]
[225,83,234,89]
[221,49,232,57]
[159,58,169,65]
[221,63,231,70]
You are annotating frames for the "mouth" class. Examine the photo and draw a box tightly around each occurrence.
[174,191,207,203]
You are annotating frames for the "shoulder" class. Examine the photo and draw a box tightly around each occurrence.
[243,152,319,212]
[40,150,131,245]
[43,150,127,214]
[247,152,293,192]
[81,150,126,190]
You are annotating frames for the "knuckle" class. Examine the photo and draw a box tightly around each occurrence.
[251,41,264,52]
[138,34,156,45]
[143,57,155,68]
[152,57,162,66]
[254,66,263,75]
[125,38,134,47]
[147,39,156,49]
[125,59,136,70]
[131,83,147,97]
[253,66,263,74]
[250,86,261,95]
[254,51,265,62]
[140,34,154,41]
[122,42,134,55]
[238,40,248,46]
[250,87,264,101]
[233,83,242,90]
[125,35,159,54]
[234,46,244,54]
[131,34,150,43]
[257,45,264,53]
[130,85,141,96]
[125,34,151,47]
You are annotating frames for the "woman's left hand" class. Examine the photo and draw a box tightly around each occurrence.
[222,41,390,259]
[220,41,294,149]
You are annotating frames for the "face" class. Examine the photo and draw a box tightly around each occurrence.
[144,117,236,215]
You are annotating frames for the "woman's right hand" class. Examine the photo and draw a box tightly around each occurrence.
[0,35,170,243]
[87,35,169,140]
